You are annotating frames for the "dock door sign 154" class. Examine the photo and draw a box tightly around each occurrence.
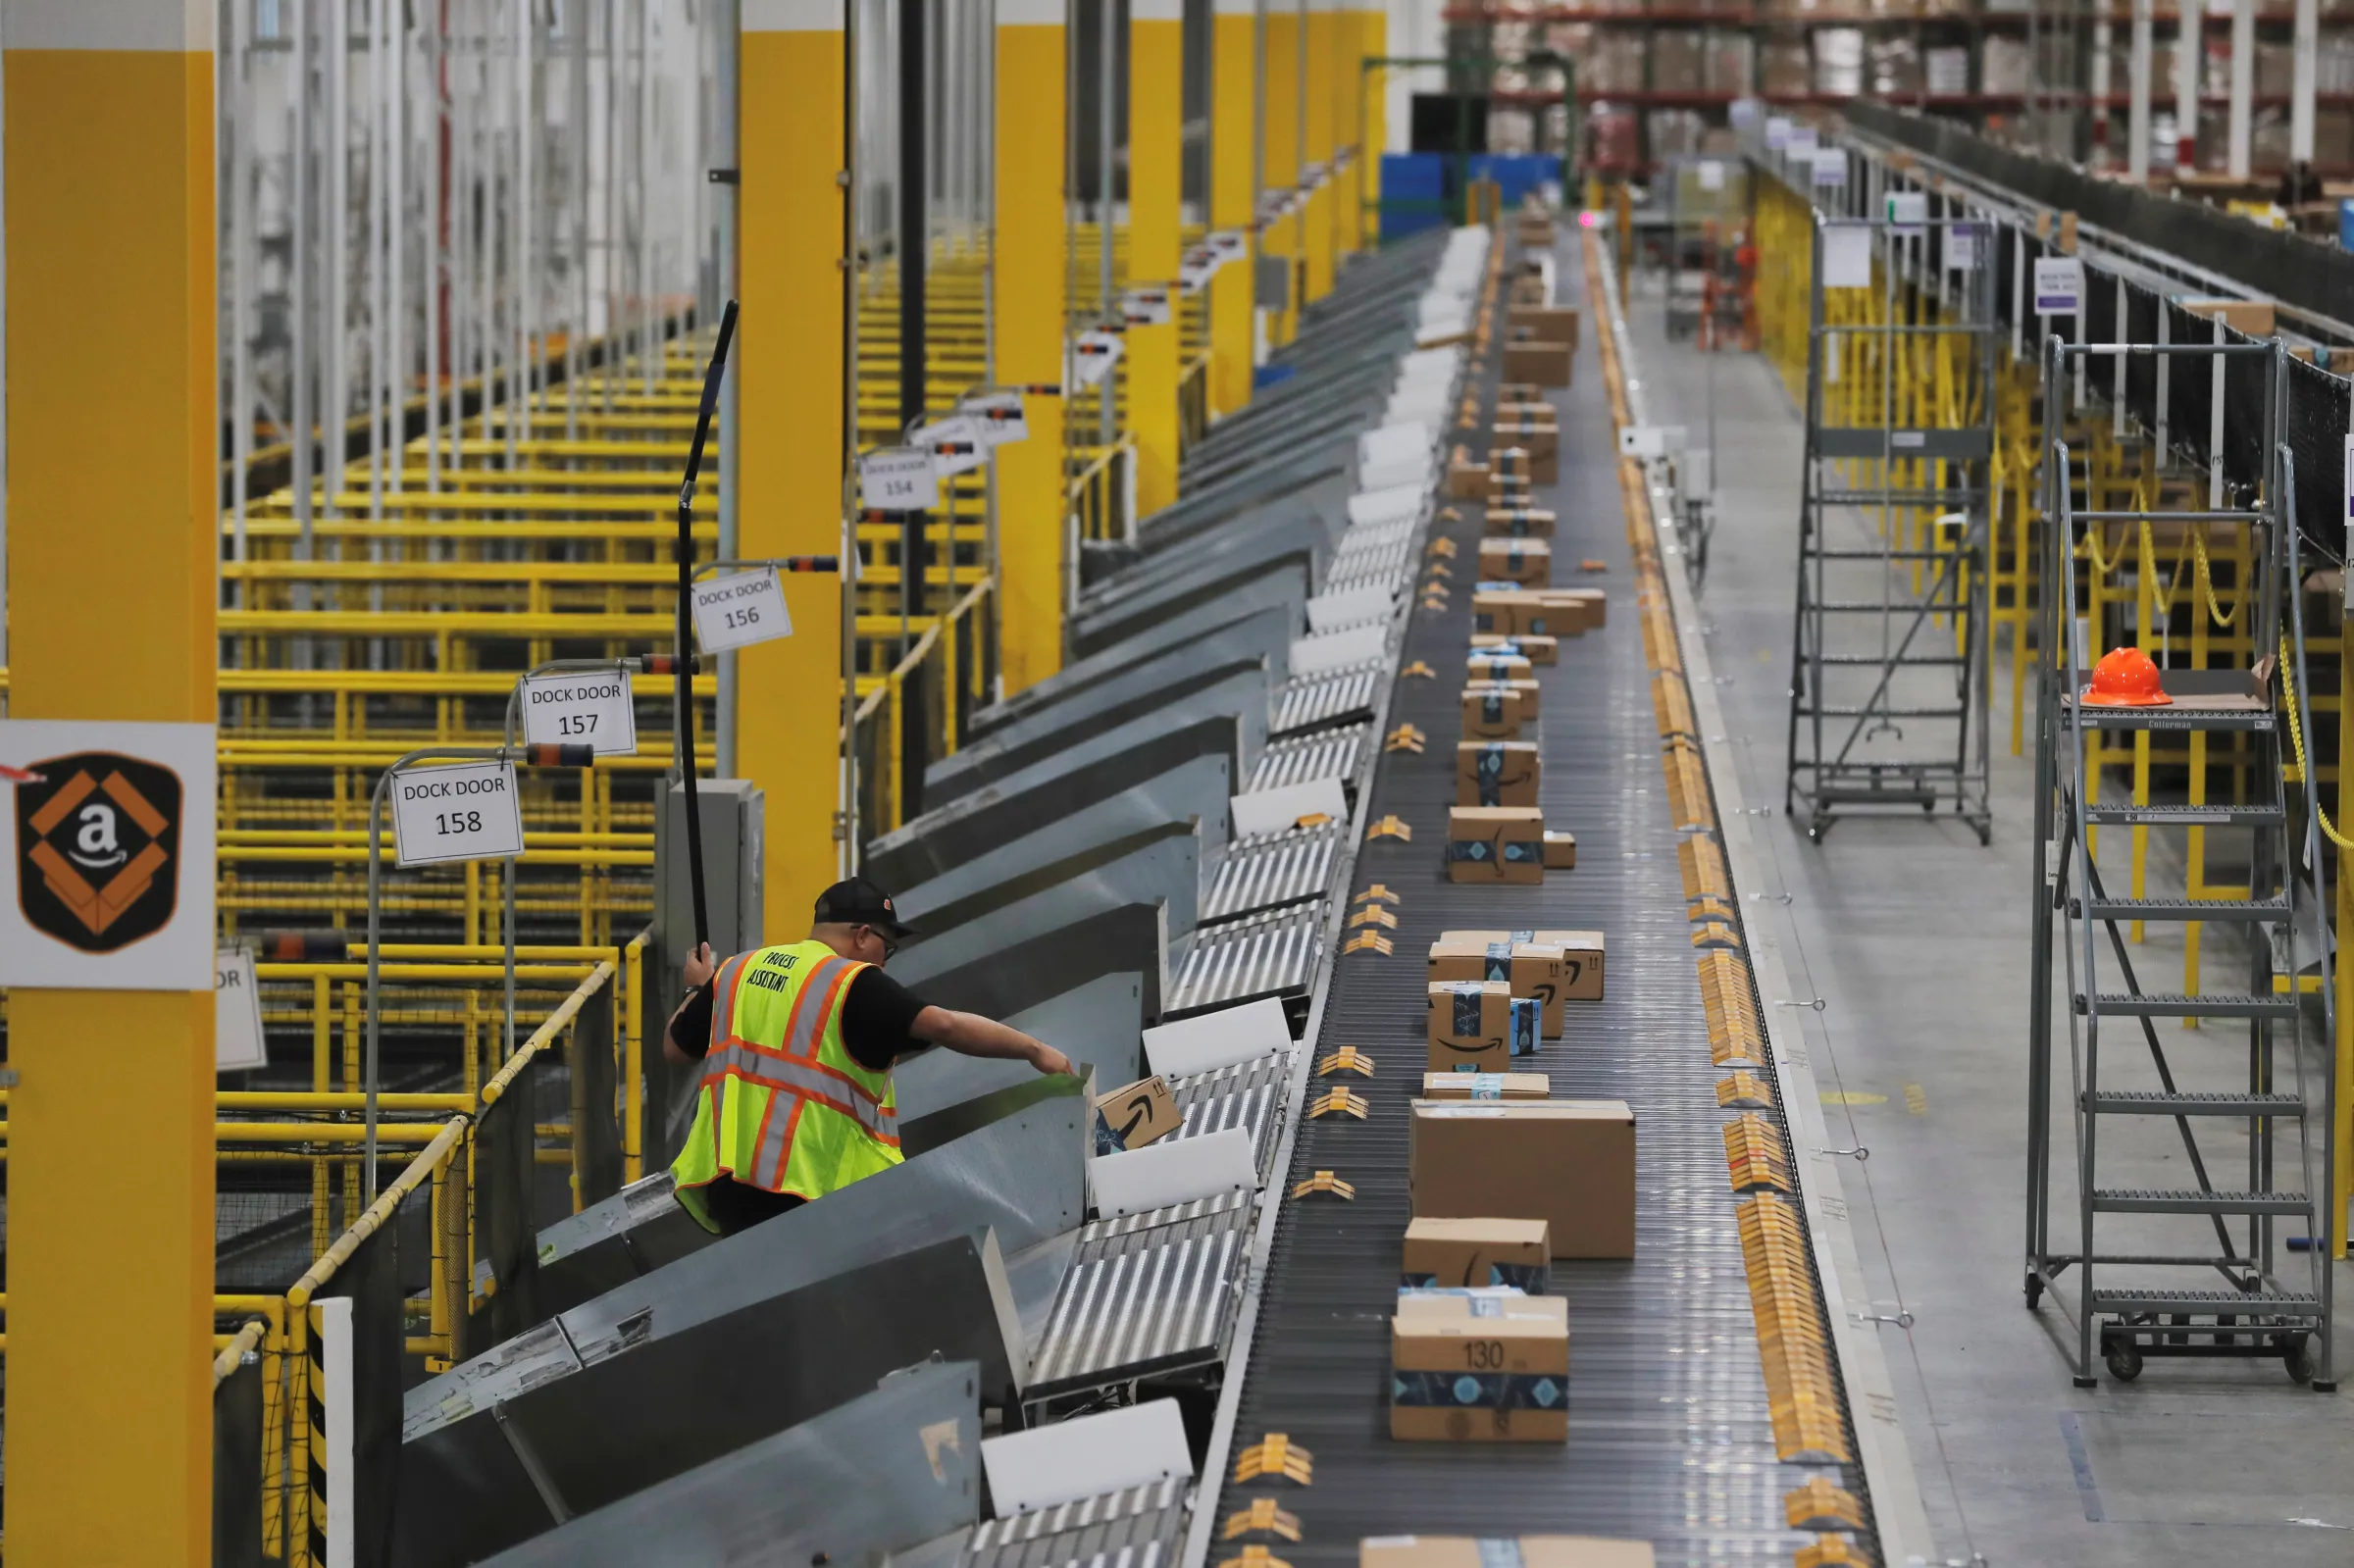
[389,760,525,868]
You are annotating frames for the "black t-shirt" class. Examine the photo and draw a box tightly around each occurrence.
[669,960,930,1073]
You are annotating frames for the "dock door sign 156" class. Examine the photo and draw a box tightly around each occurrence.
[389,760,525,867]
[691,567,793,653]
[520,669,639,755]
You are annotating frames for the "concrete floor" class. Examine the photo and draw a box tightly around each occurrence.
[1619,275,2354,1565]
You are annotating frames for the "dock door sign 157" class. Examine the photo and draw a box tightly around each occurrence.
[520,669,640,755]
[389,760,525,868]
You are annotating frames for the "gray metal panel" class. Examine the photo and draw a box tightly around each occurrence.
[1072,558,1314,662]
[968,603,1298,739]
[1025,1206,1255,1397]
[1270,662,1384,736]
[1082,510,1330,620]
[894,835,1193,986]
[963,1477,1191,1568]
[1165,902,1326,1018]
[480,1358,982,1568]
[531,1173,716,1318]
[865,746,1233,894]
[941,640,1271,792]
[926,665,1270,806]
[896,972,1147,1126]
[1245,724,1368,794]
[900,824,1203,943]
[396,1238,1018,1566]
[896,795,1219,940]
[1814,427,1992,461]
[1200,823,1341,925]
[910,904,1172,1026]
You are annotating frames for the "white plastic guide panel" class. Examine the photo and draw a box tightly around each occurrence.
[1230,776,1350,839]
[980,1399,1194,1518]
[1290,622,1388,675]
[1306,582,1398,633]
[1144,994,1293,1076]
[1091,1126,1260,1219]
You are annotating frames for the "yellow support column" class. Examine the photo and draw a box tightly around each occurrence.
[1131,0,1183,514]
[1303,0,1337,302]
[1332,4,1367,261]
[739,2,848,918]
[1357,6,1384,252]
[5,6,218,1560]
[1207,0,1258,417]
[997,0,1069,693]
[1264,0,1303,345]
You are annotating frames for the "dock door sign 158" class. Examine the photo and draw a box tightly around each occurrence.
[520,669,639,755]
[389,760,525,867]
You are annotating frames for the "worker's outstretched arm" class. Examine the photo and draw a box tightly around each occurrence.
[913,1006,1074,1077]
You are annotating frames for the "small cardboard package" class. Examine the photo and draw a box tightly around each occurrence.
[1421,1070,1552,1100]
[1543,831,1578,870]
[1447,928,1605,1000]
[1389,1291,1570,1442]
[1472,632,1558,666]
[1472,589,1577,639]
[1403,1216,1553,1291]
[1465,651,1534,684]
[1504,339,1572,388]
[1478,536,1553,587]
[1092,1075,1183,1154]
[1460,683,1530,740]
[1445,446,1490,500]
[1484,505,1557,538]
[1538,586,1608,628]
[1490,418,1559,458]
[1507,303,1581,349]
[1456,740,1540,808]
[1427,980,1515,1071]
[1489,440,1558,484]
[1362,1538,1654,1568]
[1428,936,1567,1035]
[1446,806,1545,885]
[1410,1099,1637,1258]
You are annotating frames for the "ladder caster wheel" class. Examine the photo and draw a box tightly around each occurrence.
[2023,1273,2043,1309]
[2282,1337,2316,1386]
[2073,1374,2102,1389]
[2105,1343,2143,1383]
[2310,1380,2337,1393]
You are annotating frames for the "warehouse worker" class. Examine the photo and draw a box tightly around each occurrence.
[662,876,1074,1235]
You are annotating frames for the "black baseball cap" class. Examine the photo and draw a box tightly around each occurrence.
[814,876,919,939]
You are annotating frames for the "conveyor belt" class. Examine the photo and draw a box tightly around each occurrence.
[1167,903,1329,1018]
[1271,663,1385,735]
[1246,725,1369,795]
[1202,823,1344,925]
[1205,238,1862,1561]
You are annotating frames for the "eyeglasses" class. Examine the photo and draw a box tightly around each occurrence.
[863,926,899,961]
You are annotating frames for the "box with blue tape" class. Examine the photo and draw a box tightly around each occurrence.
[1389,1290,1570,1442]
[1446,806,1545,885]
[1402,1216,1553,1293]
[1426,980,1512,1071]
[1477,535,1552,587]
[1456,740,1539,807]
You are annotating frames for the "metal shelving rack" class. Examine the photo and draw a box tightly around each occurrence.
[2023,330,2337,1391]
[1782,201,1996,841]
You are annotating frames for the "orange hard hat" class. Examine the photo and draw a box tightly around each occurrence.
[2081,645,2172,707]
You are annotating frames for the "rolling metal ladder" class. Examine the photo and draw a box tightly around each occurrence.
[2024,330,2338,1391]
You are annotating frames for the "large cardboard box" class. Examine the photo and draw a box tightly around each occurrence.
[1448,928,1605,1000]
[1472,632,1558,666]
[1490,418,1559,458]
[1506,304,1581,349]
[1410,1099,1638,1258]
[1446,806,1545,885]
[1389,1292,1570,1442]
[1446,447,1490,499]
[1428,935,1568,1036]
[1460,683,1529,740]
[1092,1075,1183,1153]
[1504,339,1572,388]
[1363,1538,1654,1568]
[1473,589,1580,639]
[1489,440,1558,484]
[1485,505,1557,538]
[1478,536,1553,587]
[1540,586,1608,628]
[1427,980,1515,1071]
[1403,1216,1553,1291]
[1456,740,1540,807]
[1465,648,1533,683]
[1422,1070,1552,1099]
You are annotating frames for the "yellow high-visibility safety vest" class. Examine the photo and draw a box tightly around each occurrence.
[670,939,903,1230]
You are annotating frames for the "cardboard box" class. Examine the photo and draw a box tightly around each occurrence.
[1490,419,1559,457]
[1093,1074,1183,1153]
[1457,740,1539,806]
[1464,650,1534,683]
[2184,298,2277,338]
[1403,1216,1553,1291]
[1473,588,1578,639]
[1544,831,1578,870]
[1447,806,1546,885]
[1427,980,1514,1071]
[1446,447,1490,499]
[1544,586,1608,628]
[1504,340,1572,388]
[1485,506,1557,538]
[1447,928,1605,1000]
[1460,683,1529,739]
[1428,936,1567,1035]
[1472,632,1558,666]
[1491,447,1532,481]
[1389,1291,1570,1442]
[1362,1538,1654,1568]
[1479,536,1553,587]
[1410,1099,1637,1258]
[1421,1070,1552,1100]
[1507,305,1580,350]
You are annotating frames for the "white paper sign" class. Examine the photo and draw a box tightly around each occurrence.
[1697,160,1725,192]
[858,446,941,512]
[217,948,269,1073]
[1823,227,1873,289]
[1812,149,1847,188]
[0,717,218,990]
[520,668,639,755]
[1072,329,1125,387]
[2033,256,2084,315]
[389,759,524,868]
[1946,224,1979,271]
[1765,117,1792,150]
[1788,126,1819,155]
[1180,249,1221,291]
[1207,229,1247,259]
[691,567,793,652]
[917,414,987,478]
[1886,190,1927,236]
[1122,285,1173,327]
[962,391,1030,448]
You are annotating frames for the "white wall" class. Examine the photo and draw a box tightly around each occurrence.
[1385,0,1446,154]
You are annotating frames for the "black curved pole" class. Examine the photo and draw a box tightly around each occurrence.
[676,299,739,950]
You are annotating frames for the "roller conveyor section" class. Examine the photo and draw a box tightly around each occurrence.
[962,1478,1192,1568]
[409,226,1481,1566]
